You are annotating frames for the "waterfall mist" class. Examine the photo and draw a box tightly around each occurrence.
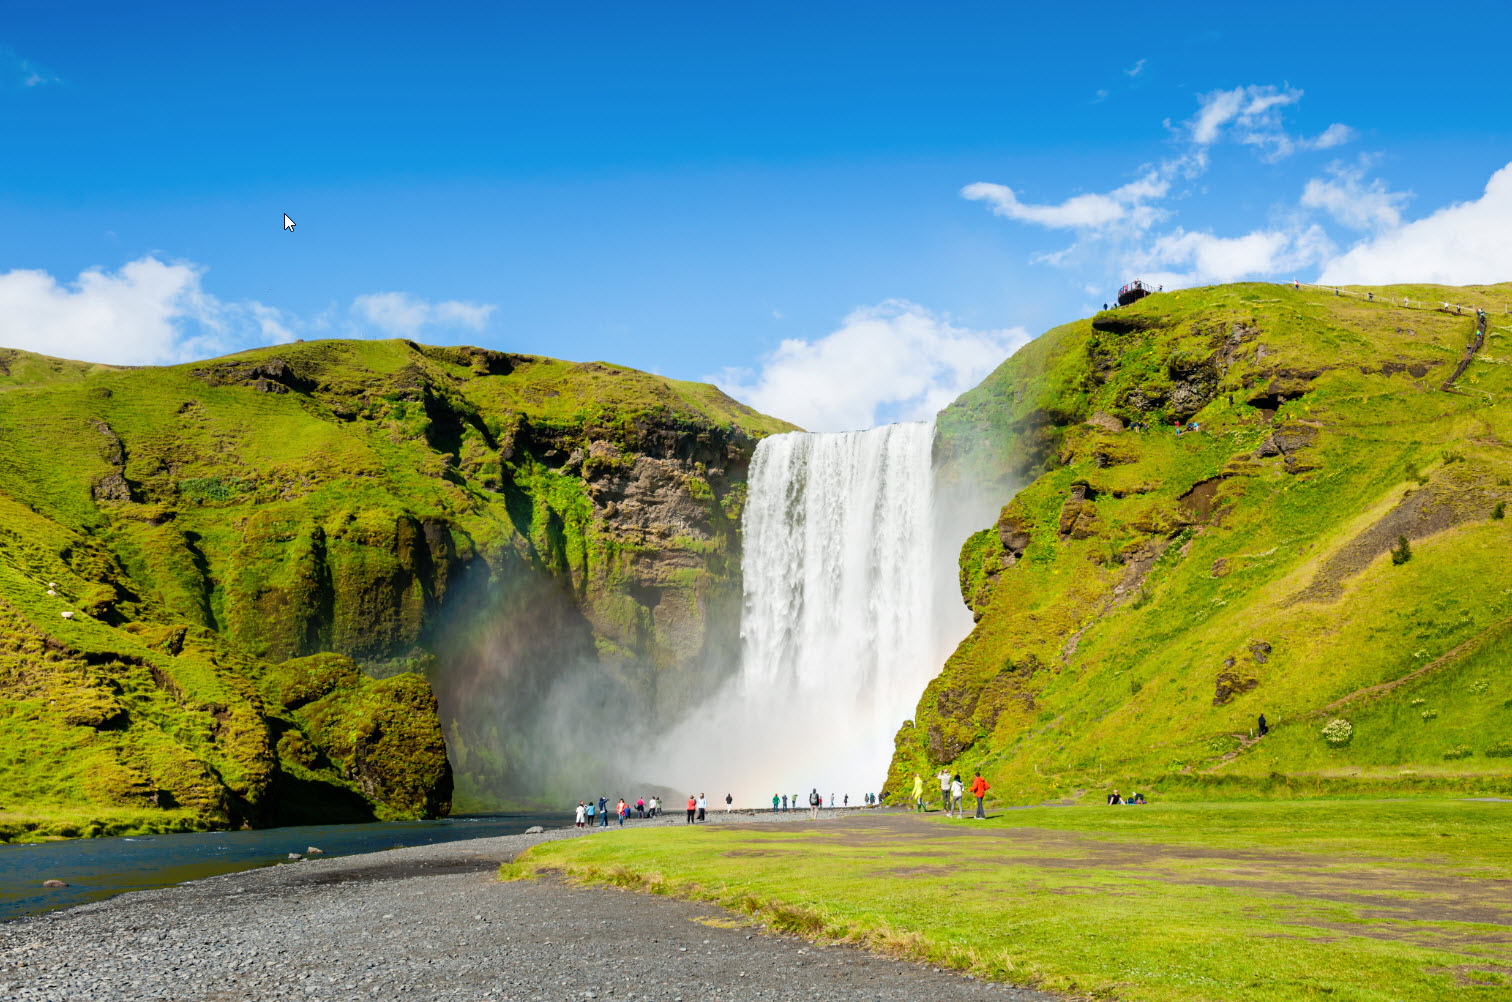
[632,421,974,800]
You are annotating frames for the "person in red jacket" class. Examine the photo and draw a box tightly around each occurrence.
[969,771,989,820]
[686,795,696,824]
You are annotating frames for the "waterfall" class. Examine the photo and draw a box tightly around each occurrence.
[733,421,951,794]
[634,419,971,801]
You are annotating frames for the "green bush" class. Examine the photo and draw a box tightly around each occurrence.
[1485,742,1512,758]
[1321,718,1353,747]
[1391,534,1412,565]
[1129,679,1143,696]
[1443,745,1473,761]
[1420,709,1439,721]
[1495,501,1505,520]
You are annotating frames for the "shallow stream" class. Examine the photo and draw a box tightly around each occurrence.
[0,812,563,922]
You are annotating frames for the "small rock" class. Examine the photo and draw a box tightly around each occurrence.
[524,825,546,835]
[59,611,74,620]
[306,847,323,854]
[47,581,57,588]
[287,853,301,860]
[42,879,68,888]
[46,589,56,597]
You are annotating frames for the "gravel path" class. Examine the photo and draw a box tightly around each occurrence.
[1,809,1060,1002]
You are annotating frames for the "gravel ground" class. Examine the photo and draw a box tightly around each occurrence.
[1,809,1061,1002]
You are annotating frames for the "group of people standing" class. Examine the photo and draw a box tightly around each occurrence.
[574,796,663,828]
[910,769,990,819]
[768,791,881,814]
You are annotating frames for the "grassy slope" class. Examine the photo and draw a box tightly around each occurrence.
[517,800,1512,1000]
[894,282,1512,803]
[0,339,791,838]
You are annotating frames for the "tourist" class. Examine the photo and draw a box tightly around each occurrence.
[686,795,696,824]
[808,788,821,820]
[697,793,707,821]
[829,793,835,807]
[950,775,964,818]
[598,796,609,827]
[1258,713,1269,737]
[575,801,586,828]
[843,794,848,807]
[937,768,951,811]
[772,793,779,814]
[585,800,595,826]
[636,797,645,818]
[726,792,734,812]
[912,773,924,811]
[1107,789,1122,805]
[782,793,789,811]
[792,793,798,813]
[969,770,989,820]
[617,798,627,826]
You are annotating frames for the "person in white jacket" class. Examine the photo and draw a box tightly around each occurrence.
[950,775,964,818]
[937,769,952,812]
[575,802,586,828]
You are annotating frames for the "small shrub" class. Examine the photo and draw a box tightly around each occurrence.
[1469,679,1489,694]
[1443,745,1473,761]
[1410,697,1426,706]
[1129,679,1143,696]
[1495,501,1506,520]
[1485,742,1512,758]
[1410,467,1431,486]
[1421,709,1439,721]
[1442,448,1465,464]
[1321,718,1353,747]
[1391,534,1413,566]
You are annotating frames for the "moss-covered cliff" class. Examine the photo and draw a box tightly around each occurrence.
[0,339,793,838]
[889,282,1512,803]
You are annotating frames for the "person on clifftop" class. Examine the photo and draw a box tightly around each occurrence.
[970,771,989,820]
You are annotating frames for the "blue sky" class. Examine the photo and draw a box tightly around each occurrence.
[3,2,1510,429]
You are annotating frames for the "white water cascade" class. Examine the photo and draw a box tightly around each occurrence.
[737,421,970,795]
[636,420,973,800]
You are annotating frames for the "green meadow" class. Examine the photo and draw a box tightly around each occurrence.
[514,800,1512,1001]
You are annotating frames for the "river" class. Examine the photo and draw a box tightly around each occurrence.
[0,812,564,922]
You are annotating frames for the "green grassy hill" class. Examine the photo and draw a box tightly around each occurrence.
[0,338,793,839]
[889,281,1512,803]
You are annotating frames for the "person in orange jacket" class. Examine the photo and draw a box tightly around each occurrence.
[969,770,989,820]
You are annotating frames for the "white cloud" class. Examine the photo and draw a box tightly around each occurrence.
[0,257,258,365]
[0,256,500,365]
[1126,58,1147,78]
[1183,85,1349,162]
[716,300,1029,432]
[1318,161,1512,285]
[351,292,495,338]
[962,172,1169,233]
[1301,159,1411,231]
[3,47,59,88]
[1131,224,1333,288]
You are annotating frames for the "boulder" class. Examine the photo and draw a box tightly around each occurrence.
[524,825,546,834]
[42,879,68,888]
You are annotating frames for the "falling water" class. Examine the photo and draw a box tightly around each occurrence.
[735,422,953,793]
[635,420,971,800]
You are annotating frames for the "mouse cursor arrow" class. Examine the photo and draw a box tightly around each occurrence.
[283,213,296,232]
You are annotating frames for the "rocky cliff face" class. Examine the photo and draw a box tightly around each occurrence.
[891,281,1512,804]
[0,340,793,837]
